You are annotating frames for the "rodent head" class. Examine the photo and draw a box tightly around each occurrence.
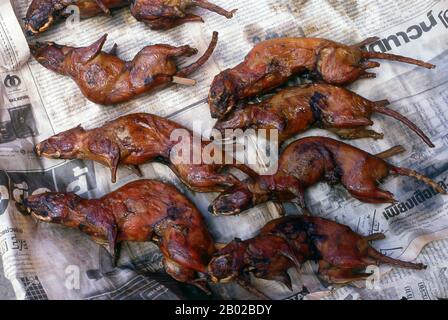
[208,70,238,119]
[29,41,72,74]
[35,126,86,159]
[208,239,247,283]
[23,192,80,223]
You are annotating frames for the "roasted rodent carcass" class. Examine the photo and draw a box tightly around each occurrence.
[208,215,425,297]
[213,83,434,147]
[208,37,435,119]
[35,113,256,190]
[25,0,235,34]
[130,0,236,30]
[23,179,216,289]
[25,0,128,35]
[210,136,446,215]
[29,32,218,105]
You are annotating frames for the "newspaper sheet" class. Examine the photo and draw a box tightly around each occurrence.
[0,0,447,299]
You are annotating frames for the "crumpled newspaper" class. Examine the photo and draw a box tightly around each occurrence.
[0,0,30,72]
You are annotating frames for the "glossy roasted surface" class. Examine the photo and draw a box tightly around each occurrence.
[208,37,434,119]
[208,215,425,290]
[25,0,128,35]
[214,83,434,147]
[211,137,445,215]
[130,0,235,30]
[23,179,215,286]
[30,32,218,105]
[35,112,255,191]
[25,0,234,34]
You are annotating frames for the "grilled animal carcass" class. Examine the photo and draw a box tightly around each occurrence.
[208,215,425,297]
[35,113,256,190]
[208,37,435,119]
[25,0,235,34]
[30,32,218,105]
[23,179,216,289]
[213,83,434,147]
[210,136,445,215]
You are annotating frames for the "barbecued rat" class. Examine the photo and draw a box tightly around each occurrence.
[23,179,216,290]
[208,215,425,298]
[30,32,218,105]
[208,37,435,119]
[25,0,235,34]
[210,137,445,215]
[213,83,434,147]
[35,113,256,191]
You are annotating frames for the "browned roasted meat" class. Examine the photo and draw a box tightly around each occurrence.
[25,0,234,34]
[35,113,256,190]
[23,179,215,289]
[25,0,129,35]
[213,83,434,147]
[208,37,435,119]
[208,215,425,297]
[29,32,218,105]
[130,0,236,30]
[210,136,446,215]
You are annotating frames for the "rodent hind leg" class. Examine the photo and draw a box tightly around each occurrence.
[346,186,397,204]
[169,164,238,192]
[374,145,405,159]
[272,176,306,208]
[352,37,380,48]
[311,92,373,128]
[165,43,198,58]
[236,274,271,300]
[363,233,386,242]
[329,127,383,140]
[189,171,241,193]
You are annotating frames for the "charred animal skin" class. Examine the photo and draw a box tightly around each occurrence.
[130,0,236,30]
[25,0,234,34]
[208,37,435,119]
[208,215,425,295]
[214,83,434,147]
[210,136,446,215]
[23,180,216,288]
[25,0,128,35]
[35,112,256,190]
[30,32,218,105]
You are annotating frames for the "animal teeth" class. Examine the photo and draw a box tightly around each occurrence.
[30,211,52,222]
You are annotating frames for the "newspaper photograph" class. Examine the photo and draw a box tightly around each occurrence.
[0,0,447,301]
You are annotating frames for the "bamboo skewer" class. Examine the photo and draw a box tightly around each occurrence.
[172,76,197,86]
